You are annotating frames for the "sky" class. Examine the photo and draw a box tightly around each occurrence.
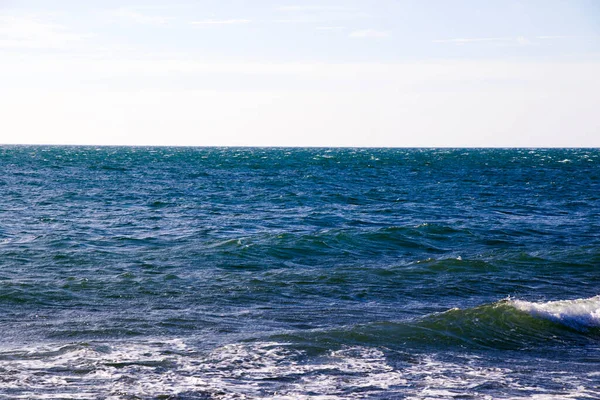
[0,0,599,147]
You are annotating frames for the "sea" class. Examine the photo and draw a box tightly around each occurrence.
[0,146,599,399]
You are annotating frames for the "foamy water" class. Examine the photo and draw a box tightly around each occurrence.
[1,338,598,399]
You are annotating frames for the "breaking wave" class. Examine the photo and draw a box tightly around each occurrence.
[509,295,600,331]
[274,296,600,352]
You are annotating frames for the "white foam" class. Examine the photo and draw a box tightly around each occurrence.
[0,340,597,399]
[0,341,406,399]
[510,295,600,330]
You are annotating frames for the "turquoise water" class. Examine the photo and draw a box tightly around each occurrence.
[1,146,599,398]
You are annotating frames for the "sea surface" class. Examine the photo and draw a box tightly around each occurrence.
[1,146,599,399]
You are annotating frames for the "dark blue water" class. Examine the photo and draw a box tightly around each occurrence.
[1,146,599,399]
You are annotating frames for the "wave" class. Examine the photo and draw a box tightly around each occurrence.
[509,295,600,331]
[273,296,600,352]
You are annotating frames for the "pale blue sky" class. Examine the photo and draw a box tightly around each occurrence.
[1,1,599,146]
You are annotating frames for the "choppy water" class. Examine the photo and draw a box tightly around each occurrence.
[1,146,599,399]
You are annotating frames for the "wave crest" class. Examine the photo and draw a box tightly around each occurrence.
[509,295,600,330]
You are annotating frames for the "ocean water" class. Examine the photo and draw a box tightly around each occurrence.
[1,146,599,399]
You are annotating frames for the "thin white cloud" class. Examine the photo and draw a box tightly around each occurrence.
[113,8,171,25]
[277,5,351,12]
[0,15,90,49]
[191,19,251,25]
[433,36,539,46]
[536,35,577,40]
[433,37,512,44]
[316,26,345,31]
[515,36,532,46]
[274,4,369,23]
[349,29,389,38]
[273,18,318,23]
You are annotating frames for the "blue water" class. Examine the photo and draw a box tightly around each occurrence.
[1,146,599,399]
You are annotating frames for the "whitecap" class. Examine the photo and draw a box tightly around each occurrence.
[510,295,600,330]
